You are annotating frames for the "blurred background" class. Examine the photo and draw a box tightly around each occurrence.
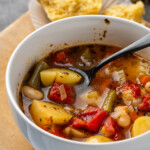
[0,0,29,31]
[0,0,149,31]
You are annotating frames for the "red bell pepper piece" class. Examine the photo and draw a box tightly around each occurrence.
[138,93,150,111]
[118,81,141,98]
[81,107,107,131]
[139,75,150,85]
[54,51,71,64]
[72,106,107,132]
[48,83,75,104]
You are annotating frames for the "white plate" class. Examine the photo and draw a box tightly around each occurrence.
[29,0,131,29]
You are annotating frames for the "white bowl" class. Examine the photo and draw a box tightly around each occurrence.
[6,15,150,150]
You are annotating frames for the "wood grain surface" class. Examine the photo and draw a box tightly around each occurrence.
[0,12,34,150]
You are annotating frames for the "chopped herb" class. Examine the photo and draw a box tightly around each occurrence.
[63,72,69,75]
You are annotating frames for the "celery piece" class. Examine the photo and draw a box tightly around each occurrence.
[102,90,117,113]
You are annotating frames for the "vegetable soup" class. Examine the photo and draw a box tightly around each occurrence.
[19,44,150,143]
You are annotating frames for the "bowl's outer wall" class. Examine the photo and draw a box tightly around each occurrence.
[6,16,150,150]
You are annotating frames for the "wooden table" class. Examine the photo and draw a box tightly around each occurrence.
[0,12,34,150]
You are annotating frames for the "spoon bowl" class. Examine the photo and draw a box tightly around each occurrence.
[69,33,150,91]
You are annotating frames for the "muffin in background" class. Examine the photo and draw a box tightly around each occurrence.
[38,0,102,21]
[103,1,145,24]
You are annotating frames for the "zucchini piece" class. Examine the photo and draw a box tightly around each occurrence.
[102,90,117,113]
[28,61,49,89]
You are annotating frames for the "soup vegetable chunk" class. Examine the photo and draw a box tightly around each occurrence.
[19,44,150,143]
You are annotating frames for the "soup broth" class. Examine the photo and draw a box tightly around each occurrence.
[19,44,150,143]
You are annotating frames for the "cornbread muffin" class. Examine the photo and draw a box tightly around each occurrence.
[38,0,102,21]
[103,1,145,24]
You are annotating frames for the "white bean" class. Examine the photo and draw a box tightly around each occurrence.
[114,106,128,112]
[122,90,133,101]
[145,81,150,92]
[117,113,131,128]
[22,86,44,100]
[112,106,128,119]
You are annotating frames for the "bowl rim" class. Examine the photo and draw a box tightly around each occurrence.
[6,15,150,146]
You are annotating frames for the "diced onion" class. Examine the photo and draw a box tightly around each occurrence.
[59,84,67,101]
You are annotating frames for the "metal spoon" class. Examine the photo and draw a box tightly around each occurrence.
[69,33,150,91]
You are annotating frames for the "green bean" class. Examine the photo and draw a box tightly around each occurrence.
[102,90,117,113]
[81,48,92,60]
[28,61,49,89]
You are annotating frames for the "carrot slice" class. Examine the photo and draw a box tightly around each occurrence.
[139,75,150,85]
[130,111,143,122]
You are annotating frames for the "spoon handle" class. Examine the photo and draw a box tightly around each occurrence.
[94,33,150,73]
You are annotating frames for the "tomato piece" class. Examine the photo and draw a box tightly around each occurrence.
[112,132,121,141]
[50,126,66,138]
[72,106,107,132]
[118,81,141,98]
[49,83,75,104]
[139,75,150,85]
[54,51,71,64]
[40,125,48,131]
[102,116,121,141]
[138,93,150,111]
[103,116,115,134]
[129,83,141,98]
[118,81,130,92]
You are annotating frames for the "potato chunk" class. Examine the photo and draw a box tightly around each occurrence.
[30,100,73,127]
[40,68,82,86]
[131,116,150,137]
[86,135,113,143]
